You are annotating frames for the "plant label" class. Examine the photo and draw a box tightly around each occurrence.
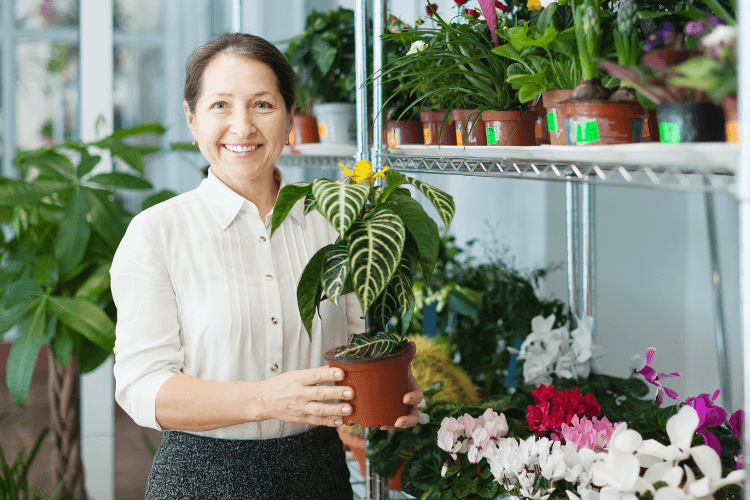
[547,110,559,132]
[423,128,431,145]
[456,130,463,146]
[575,120,600,144]
[486,126,497,145]
[659,122,680,144]
[318,122,329,138]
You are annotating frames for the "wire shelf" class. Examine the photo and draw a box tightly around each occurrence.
[277,143,357,169]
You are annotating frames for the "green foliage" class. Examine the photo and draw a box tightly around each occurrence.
[0,124,174,407]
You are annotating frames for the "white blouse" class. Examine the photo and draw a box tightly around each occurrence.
[110,166,365,440]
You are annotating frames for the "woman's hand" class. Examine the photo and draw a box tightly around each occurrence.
[380,348,424,430]
[257,367,354,427]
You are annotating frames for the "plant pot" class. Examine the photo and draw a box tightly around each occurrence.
[642,109,659,142]
[420,110,457,146]
[480,110,537,146]
[721,95,739,143]
[532,105,551,145]
[312,103,357,144]
[561,101,647,146]
[656,102,726,143]
[289,113,319,145]
[325,342,416,428]
[541,90,574,145]
[451,109,487,146]
[336,428,407,491]
[386,120,423,147]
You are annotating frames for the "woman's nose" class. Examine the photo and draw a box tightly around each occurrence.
[232,109,257,137]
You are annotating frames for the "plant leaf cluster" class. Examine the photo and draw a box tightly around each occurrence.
[0,123,176,407]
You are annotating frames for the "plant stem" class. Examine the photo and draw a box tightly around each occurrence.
[365,308,376,335]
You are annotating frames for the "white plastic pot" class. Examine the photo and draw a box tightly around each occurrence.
[312,103,357,145]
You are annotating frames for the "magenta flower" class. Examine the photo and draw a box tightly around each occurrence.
[684,20,706,36]
[685,389,726,456]
[729,409,743,442]
[636,348,680,406]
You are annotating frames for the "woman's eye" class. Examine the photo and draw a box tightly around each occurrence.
[256,101,271,109]
[211,102,227,109]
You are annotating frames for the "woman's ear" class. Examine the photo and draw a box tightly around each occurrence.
[184,101,197,136]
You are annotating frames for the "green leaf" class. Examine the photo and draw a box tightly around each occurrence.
[380,169,410,203]
[0,298,40,340]
[54,187,91,277]
[83,188,129,249]
[373,258,413,331]
[271,182,312,236]
[312,40,337,75]
[321,243,350,306]
[29,151,77,181]
[0,279,43,309]
[399,175,455,228]
[47,296,115,351]
[33,255,59,288]
[77,336,112,373]
[87,172,153,190]
[169,142,200,152]
[297,244,332,337]
[303,192,317,215]
[477,478,499,498]
[0,180,71,206]
[106,123,167,140]
[7,299,46,407]
[454,475,477,498]
[76,151,102,179]
[51,324,74,368]
[491,43,523,61]
[74,263,111,301]
[311,178,370,237]
[347,207,406,312]
[422,381,445,398]
[334,332,401,358]
[401,445,443,498]
[141,189,177,211]
[385,192,439,284]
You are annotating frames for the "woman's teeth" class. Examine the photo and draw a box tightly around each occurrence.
[225,144,259,153]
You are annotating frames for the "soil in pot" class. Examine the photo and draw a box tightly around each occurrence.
[480,110,536,146]
[542,90,574,146]
[386,120,423,147]
[452,109,487,146]
[561,101,647,145]
[721,95,738,143]
[289,113,319,144]
[656,102,726,143]
[325,342,415,428]
[420,110,457,146]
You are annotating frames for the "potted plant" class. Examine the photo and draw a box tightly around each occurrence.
[283,7,358,145]
[288,86,319,146]
[0,124,174,500]
[270,160,455,428]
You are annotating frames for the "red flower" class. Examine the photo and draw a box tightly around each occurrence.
[531,383,555,405]
[426,3,438,15]
[527,384,602,438]
[454,0,468,4]
[463,8,480,18]
[495,0,509,11]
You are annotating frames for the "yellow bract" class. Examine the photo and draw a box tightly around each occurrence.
[527,0,542,10]
[340,160,389,184]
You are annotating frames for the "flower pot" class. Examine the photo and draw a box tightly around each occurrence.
[325,342,416,428]
[561,101,647,146]
[532,105,551,145]
[541,90,574,145]
[451,109,487,146]
[420,110,457,146]
[656,102,726,144]
[312,102,357,144]
[289,112,319,145]
[721,95,739,143]
[480,110,537,146]
[336,429,407,491]
[386,120,423,147]
[642,109,659,142]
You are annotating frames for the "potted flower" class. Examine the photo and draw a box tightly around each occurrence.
[283,7,358,144]
[270,160,455,428]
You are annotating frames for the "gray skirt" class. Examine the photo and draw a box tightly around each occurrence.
[145,426,353,500]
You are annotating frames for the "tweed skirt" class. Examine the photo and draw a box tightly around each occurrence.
[145,426,353,500]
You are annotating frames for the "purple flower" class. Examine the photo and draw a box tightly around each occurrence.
[729,409,743,442]
[736,454,744,471]
[636,348,680,406]
[684,389,726,456]
[709,15,726,27]
[41,0,53,18]
[684,21,706,36]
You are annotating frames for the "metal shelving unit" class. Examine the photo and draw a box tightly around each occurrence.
[277,143,357,169]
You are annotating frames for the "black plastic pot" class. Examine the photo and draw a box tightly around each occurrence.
[655,103,726,143]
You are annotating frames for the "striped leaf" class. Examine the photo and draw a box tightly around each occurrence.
[333,332,402,359]
[401,174,456,228]
[303,192,317,215]
[311,178,370,236]
[385,192,440,284]
[373,258,414,331]
[347,208,406,312]
[321,243,349,306]
[271,182,311,236]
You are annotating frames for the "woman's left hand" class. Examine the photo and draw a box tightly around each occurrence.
[380,347,423,430]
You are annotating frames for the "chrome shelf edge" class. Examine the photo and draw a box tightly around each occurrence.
[277,154,356,169]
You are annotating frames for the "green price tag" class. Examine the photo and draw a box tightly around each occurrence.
[547,110,558,132]
[575,120,600,143]
[659,122,681,144]
[486,126,497,145]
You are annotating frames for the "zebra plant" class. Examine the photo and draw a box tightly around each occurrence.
[271,160,455,359]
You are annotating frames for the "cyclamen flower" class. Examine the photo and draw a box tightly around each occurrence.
[495,0,509,11]
[453,0,468,5]
[684,389,726,456]
[729,409,743,442]
[636,347,680,406]
[462,8,480,18]
[426,3,438,15]
[560,415,617,452]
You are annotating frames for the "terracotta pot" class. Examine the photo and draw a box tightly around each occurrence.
[325,342,416,428]
[451,109,487,146]
[531,104,551,145]
[289,113,319,144]
[386,120,423,147]
[480,110,537,146]
[336,429,407,491]
[656,102,726,143]
[541,90,574,145]
[721,95,739,143]
[642,109,660,142]
[420,110,457,146]
[560,101,647,145]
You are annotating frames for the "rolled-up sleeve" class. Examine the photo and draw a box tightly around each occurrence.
[110,214,183,431]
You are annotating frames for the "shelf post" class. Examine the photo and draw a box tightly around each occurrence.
[372,0,386,167]
[355,0,370,164]
[582,182,596,339]
[566,177,582,321]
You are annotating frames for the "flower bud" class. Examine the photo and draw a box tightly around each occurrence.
[617,0,636,35]
[426,3,438,15]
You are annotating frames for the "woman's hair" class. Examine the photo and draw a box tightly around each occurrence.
[184,33,295,115]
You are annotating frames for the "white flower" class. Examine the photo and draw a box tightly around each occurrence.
[406,40,427,55]
[701,25,737,48]
[687,445,746,497]
[637,405,699,466]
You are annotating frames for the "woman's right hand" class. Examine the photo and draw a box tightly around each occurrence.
[256,367,354,427]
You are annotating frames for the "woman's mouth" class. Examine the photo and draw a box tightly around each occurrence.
[224,144,260,157]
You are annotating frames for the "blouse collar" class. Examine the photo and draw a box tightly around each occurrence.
[197,166,306,231]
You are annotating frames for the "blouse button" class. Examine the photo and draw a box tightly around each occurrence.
[270,363,279,372]
[271,317,279,325]
[259,236,267,242]
[265,274,273,281]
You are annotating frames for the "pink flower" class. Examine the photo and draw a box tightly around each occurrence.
[729,409,743,442]
[685,389,727,456]
[457,414,477,437]
[636,347,680,406]
[560,415,617,451]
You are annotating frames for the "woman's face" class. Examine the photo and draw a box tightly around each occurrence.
[184,53,292,186]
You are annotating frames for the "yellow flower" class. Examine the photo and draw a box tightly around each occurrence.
[340,160,389,184]
[527,0,542,10]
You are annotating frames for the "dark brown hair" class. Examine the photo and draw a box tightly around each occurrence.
[184,33,295,115]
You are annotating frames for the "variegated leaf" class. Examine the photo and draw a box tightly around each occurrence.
[311,178,370,236]
[401,175,456,228]
[373,258,413,331]
[321,243,349,306]
[347,208,406,312]
[303,192,317,215]
[334,332,402,359]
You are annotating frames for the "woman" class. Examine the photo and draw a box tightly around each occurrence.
[110,33,423,499]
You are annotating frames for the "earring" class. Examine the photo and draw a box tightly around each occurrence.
[192,139,198,146]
